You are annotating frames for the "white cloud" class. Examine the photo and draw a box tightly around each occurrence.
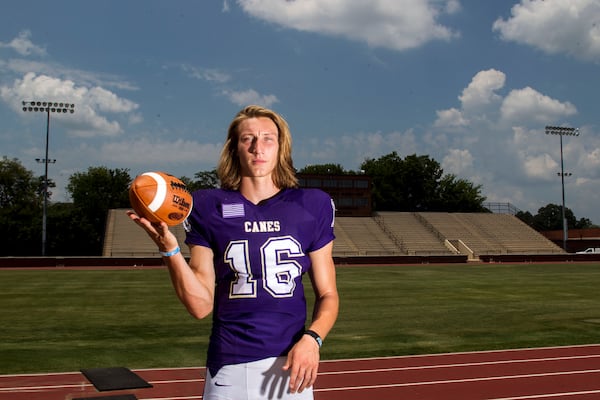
[442,148,473,175]
[459,69,505,111]
[237,0,460,51]
[296,129,418,170]
[222,88,278,107]
[101,138,222,166]
[435,70,578,131]
[434,107,468,128]
[522,153,557,180]
[0,32,138,92]
[0,30,46,56]
[87,86,138,113]
[128,113,143,125]
[500,86,577,126]
[69,110,123,138]
[181,64,231,83]
[493,0,600,62]
[434,69,506,130]
[425,69,595,219]
[222,0,231,13]
[0,72,139,137]
[444,0,461,14]
[582,147,600,175]
[1,58,53,76]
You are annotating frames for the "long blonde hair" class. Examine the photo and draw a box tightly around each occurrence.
[217,105,298,190]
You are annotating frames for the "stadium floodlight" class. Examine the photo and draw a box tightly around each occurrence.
[545,125,579,252]
[22,100,76,256]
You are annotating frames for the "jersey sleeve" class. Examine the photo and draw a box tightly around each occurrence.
[184,189,213,248]
[306,189,336,253]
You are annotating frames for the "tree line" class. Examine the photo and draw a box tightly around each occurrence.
[0,153,594,256]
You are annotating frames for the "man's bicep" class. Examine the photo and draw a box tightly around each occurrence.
[189,244,216,294]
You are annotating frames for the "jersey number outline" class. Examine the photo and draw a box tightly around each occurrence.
[224,236,304,299]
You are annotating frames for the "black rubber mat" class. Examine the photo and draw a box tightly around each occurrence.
[81,367,152,391]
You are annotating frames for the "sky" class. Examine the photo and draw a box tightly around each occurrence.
[1,0,600,224]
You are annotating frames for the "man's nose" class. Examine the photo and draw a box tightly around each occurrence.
[250,137,262,154]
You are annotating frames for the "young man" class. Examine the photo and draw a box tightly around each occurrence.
[129,105,339,399]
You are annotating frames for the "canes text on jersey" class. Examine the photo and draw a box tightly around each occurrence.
[244,220,281,233]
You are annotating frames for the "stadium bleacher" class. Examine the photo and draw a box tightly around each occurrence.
[104,209,564,260]
[103,209,190,257]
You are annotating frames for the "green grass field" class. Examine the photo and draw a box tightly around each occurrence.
[1,263,600,374]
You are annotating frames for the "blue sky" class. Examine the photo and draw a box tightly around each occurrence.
[1,0,599,223]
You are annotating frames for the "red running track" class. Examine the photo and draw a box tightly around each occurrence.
[1,344,600,400]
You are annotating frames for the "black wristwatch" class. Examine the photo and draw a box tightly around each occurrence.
[304,329,323,348]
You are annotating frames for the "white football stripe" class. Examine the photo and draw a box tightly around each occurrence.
[142,172,167,212]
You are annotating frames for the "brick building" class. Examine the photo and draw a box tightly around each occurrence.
[297,173,372,217]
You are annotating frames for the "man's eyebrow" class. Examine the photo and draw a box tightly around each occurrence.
[239,130,276,135]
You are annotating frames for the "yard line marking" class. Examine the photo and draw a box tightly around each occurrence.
[314,368,600,392]
[319,354,600,375]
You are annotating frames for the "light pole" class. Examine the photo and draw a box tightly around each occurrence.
[22,101,75,256]
[545,125,579,252]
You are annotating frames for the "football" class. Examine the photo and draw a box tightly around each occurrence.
[129,171,193,226]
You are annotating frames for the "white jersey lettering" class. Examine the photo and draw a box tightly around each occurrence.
[244,220,281,233]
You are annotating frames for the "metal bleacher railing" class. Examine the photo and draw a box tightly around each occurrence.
[483,202,521,215]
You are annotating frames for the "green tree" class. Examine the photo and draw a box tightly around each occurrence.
[0,156,39,208]
[360,152,485,212]
[189,169,220,191]
[436,174,487,212]
[521,203,594,231]
[515,210,535,227]
[180,169,219,192]
[46,202,79,255]
[575,217,594,229]
[400,154,443,211]
[0,157,41,255]
[532,204,575,231]
[66,166,132,255]
[360,152,405,210]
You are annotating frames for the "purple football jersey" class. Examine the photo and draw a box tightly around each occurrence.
[184,188,335,376]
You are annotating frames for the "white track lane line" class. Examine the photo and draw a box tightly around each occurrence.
[319,353,600,376]
[489,389,600,399]
[313,368,600,392]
